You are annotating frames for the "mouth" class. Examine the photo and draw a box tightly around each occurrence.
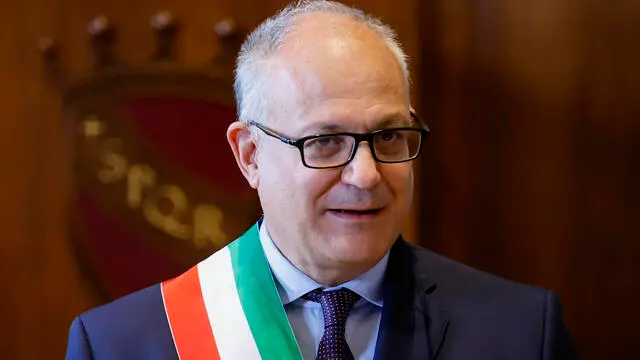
[327,208,383,219]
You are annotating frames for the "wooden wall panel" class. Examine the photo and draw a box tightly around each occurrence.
[418,0,640,358]
[0,1,420,359]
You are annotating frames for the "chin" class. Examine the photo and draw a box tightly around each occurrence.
[324,232,392,265]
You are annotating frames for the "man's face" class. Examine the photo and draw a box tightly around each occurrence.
[239,14,413,280]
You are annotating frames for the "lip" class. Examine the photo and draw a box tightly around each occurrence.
[327,208,384,221]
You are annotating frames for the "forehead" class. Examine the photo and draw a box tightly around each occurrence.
[267,13,409,131]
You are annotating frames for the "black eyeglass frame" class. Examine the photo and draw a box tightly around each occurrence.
[249,112,431,169]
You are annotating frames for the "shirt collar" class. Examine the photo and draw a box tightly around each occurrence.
[259,220,388,307]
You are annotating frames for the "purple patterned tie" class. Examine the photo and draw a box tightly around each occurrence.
[303,288,361,360]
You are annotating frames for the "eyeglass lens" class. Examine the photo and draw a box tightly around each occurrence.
[302,129,422,168]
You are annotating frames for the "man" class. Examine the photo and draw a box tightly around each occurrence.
[66,1,579,359]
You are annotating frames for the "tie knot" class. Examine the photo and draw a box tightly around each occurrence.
[303,288,361,328]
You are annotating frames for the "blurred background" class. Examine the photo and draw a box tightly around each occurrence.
[0,0,638,359]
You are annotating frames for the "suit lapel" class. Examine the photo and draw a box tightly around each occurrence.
[373,240,449,360]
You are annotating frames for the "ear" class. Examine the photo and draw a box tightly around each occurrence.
[227,121,259,189]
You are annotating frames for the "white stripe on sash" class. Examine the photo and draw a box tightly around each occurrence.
[198,247,262,359]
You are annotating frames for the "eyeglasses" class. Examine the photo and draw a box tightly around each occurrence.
[249,112,430,169]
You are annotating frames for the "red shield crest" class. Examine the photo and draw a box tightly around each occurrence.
[64,67,259,299]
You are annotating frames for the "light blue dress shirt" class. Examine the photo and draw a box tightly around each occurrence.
[258,221,389,360]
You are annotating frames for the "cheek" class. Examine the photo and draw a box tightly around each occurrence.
[286,175,341,219]
[383,164,413,199]
[258,149,336,211]
[256,149,293,207]
[304,171,341,209]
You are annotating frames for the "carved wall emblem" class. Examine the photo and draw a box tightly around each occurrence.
[41,13,258,299]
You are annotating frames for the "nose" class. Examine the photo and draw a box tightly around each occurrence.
[341,142,381,190]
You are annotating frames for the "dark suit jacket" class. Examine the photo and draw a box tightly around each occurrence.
[66,239,579,359]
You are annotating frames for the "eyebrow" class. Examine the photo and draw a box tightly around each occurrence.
[297,113,412,137]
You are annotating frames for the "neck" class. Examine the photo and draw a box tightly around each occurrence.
[296,261,376,287]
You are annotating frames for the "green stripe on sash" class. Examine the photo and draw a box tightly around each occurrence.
[228,224,303,360]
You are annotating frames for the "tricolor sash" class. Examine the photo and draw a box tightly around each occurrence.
[161,223,302,360]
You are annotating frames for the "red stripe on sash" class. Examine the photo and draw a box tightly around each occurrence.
[162,266,221,360]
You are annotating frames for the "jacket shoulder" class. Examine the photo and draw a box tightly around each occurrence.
[405,242,554,327]
[74,284,178,359]
[404,243,579,358]
[408,243,548,299]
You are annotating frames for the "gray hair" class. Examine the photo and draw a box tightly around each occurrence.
[233,0,410,124]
